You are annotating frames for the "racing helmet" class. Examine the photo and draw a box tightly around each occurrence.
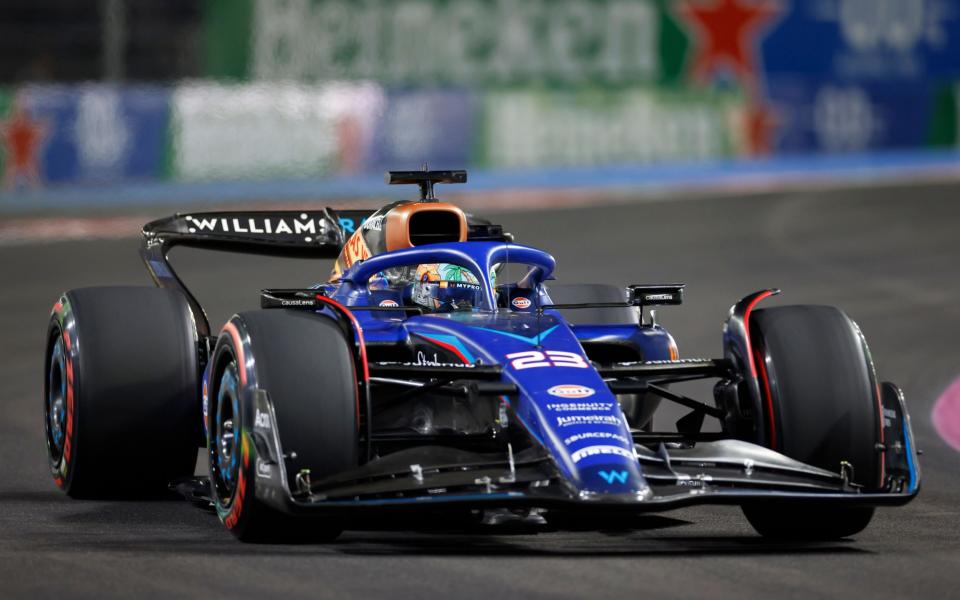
[411,263,483,313]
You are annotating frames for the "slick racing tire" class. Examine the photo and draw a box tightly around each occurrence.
[741,305,882,539]
[44,287,200,498]
[209,310,359,543]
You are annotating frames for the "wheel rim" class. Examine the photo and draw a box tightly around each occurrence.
[45,334,68,465]
[212,361,241,502]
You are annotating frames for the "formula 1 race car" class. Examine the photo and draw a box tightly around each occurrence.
[43,169,919,542]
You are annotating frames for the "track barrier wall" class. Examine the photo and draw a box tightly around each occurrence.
[1,0,959,209]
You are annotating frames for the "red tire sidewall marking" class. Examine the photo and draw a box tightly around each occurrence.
[50,300,77,489]
[223,433,250,530]
[753,346,777,451]
[742,291,776,449]
[218,320,251,530]
[62,328,75,469]
[315,295,367,427]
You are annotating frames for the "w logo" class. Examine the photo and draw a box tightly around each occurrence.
[598,470,629,485]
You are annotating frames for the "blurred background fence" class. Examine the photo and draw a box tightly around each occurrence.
[1,0,959,208]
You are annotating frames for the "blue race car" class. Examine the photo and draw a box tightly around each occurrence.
[44,169,919,542]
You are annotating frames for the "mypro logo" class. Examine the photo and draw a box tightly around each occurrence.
[548,384,595,399]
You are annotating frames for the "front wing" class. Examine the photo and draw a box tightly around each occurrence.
[230,380,918,516]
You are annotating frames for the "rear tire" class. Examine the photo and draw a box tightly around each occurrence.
[741,305,882,539]
[209,310,359,543]
[44,287,200,498]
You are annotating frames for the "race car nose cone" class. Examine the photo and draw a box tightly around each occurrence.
[575,463,650,497]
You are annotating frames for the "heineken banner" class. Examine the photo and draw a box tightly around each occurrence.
[205,0,685,85]
[1,0,959,194]
[204,0,960,156]
[481,88,742,168]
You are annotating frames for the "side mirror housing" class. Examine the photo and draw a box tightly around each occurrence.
[627,284,685,306]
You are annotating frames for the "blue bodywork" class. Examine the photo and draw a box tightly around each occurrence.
[319,241,676,497]
[141,205,919,531]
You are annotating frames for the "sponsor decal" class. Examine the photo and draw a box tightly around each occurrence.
[253,409,271,430]
[184,213,329,243]
[338,217,357,233]
[506,350,589,370]
[640,358,708,365]
[256,459,272,478]
[511,296,532,309]
[364,215,385,231]
[556,414,622,427]
[546,402,612,412]
[390,358,476,368]
[379,299,399,308]
[413,350,475,368]
[571,445,636,463]
[563,431,629,446]
[598,470,630,485]
[280,299,315,306]
[547,385,596,399]
[438,281,481,290]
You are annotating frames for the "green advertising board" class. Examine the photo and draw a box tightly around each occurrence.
[204,0,690,86]
[0,88,21,186]
[479,87,742,168]
[929,83,960,147]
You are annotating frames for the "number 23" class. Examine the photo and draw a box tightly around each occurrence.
[506,350,589,370]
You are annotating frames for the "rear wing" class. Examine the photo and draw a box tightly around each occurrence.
[141,208,375,338]
[141,209,377,256]
[141,204,508,339]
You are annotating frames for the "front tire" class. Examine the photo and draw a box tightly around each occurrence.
[741,305,882,539]
[208,310,359,543]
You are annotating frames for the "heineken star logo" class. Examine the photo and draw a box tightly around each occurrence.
[678,0,782,89]
[1,104,49,189]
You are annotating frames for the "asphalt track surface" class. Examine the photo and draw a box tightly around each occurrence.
[2,181,959,598]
